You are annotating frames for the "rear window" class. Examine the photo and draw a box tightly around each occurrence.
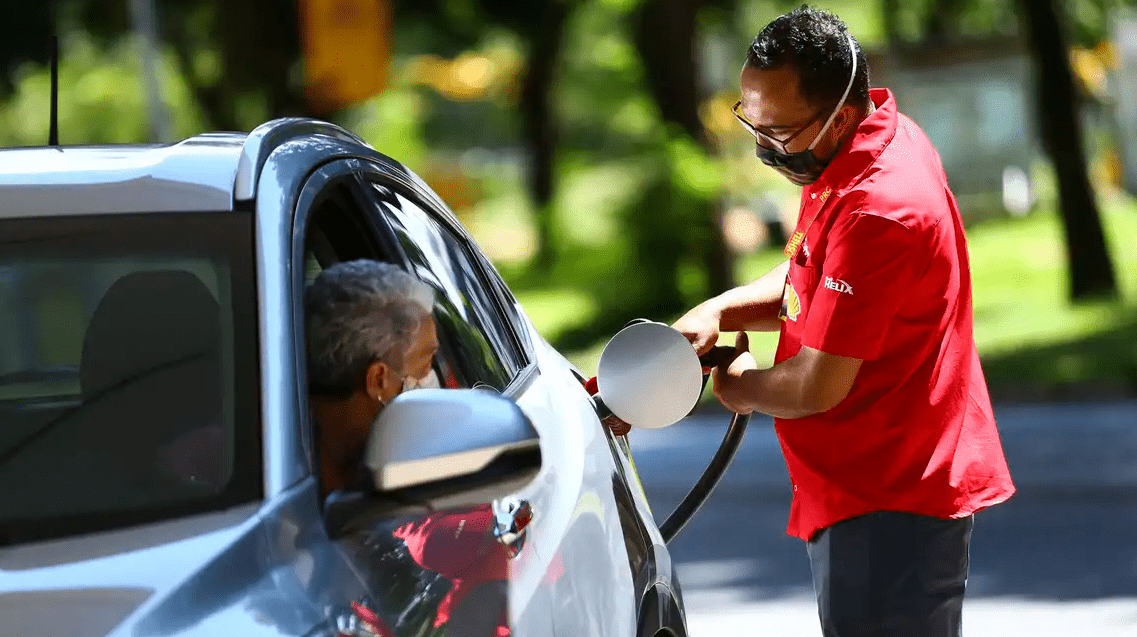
[0,212,261,546]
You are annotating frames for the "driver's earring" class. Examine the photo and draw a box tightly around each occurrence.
[364,360,390,405]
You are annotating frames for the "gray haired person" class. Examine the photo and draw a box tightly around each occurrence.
[305,259,439,497]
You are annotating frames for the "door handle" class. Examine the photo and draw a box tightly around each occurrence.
[492,498,533,558]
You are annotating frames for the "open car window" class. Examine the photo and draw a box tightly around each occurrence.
[364,184,524,391]
[0,212,262,546]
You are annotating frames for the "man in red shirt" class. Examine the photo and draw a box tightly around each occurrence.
[674,7,1015,636]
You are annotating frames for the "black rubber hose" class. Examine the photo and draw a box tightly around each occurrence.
[611,318,752,544]
[658,351,751,545]
[658,409,750,544]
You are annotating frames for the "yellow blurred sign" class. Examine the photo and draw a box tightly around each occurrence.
[301,0,391,114]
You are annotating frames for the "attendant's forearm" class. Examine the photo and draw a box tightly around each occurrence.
[703,260,789,333]
[720,298,784,333]
[738,355,827,419]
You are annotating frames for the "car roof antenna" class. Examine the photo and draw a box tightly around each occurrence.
[49,35,59,146]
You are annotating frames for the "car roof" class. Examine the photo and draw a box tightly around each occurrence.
[0,133,247,218]
[0,119,378,219]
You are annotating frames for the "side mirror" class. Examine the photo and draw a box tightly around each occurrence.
[325,389,541,539]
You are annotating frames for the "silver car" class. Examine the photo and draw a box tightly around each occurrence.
[0,120,692,637]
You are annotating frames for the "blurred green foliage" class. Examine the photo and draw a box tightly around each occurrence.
[0,33,206,146]
[958,193,1137,398]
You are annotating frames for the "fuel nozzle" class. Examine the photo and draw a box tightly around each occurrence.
[698,345,738,373]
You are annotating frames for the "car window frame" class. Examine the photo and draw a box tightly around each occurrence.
[290,159,539,505]
[289,161,408,489]
[472,247,534,357]
[361,183,515,391]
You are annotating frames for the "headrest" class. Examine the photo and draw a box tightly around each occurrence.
[80,270,221,398]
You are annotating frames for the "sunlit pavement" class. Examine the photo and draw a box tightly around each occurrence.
[680,593,1137,636]
[628,401,1137,636]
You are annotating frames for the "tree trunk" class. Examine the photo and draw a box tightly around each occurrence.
[881,0,903,48]
[632,0,734,297]
[1017,0,1118,300]
[924,0,966,43]
[519,1,572,272]
[224,0,305,119]
[634,0,705,142]
[163,0,304,131]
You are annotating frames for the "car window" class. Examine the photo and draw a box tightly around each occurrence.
[0,212,261,546]
[304,224,333,286]
[472,248,533,357]
[366,184,522,390]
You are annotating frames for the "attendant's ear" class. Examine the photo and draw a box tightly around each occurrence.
[833,104,858,137]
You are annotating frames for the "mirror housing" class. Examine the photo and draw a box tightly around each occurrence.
[324,389,541,539]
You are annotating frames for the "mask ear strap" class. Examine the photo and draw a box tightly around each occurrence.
[808,32,858,151]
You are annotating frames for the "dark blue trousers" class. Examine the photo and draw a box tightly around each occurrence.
[806,511,974,637]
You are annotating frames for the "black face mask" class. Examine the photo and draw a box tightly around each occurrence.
[755,143,834,186]
[747,33,859,186]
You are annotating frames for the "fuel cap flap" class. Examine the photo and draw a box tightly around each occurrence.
[596,320,703,429]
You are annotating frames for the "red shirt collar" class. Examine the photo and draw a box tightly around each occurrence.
[806,88,898,197]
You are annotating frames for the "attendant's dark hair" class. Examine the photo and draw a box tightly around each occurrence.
[745,6,870,109]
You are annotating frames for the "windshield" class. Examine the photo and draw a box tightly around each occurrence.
[0,212,261,546]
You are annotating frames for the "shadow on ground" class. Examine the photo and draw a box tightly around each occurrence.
[973,313,1136,401]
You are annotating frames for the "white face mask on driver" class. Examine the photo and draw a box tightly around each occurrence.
[400,369,440,392]
[376,369,441,412]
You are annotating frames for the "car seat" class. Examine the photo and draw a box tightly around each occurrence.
[75,269,226,508]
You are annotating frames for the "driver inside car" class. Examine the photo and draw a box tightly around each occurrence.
[304,259,440,498]
[304,259,513,636]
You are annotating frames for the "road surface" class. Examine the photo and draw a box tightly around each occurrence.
[629,401,1137,636]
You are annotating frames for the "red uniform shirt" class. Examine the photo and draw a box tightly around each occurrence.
[774,88,1015,541]
[393,507,511,634]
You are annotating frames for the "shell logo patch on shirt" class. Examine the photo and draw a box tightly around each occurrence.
[780,279,801,322]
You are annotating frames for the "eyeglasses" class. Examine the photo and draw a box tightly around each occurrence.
[731,99,831,150]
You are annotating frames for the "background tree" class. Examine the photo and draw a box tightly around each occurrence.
[876,0,1119,300]
[632,0,734,299]
[1017,0,1118,299]
[73,0,304,131]
[397,0,579,272]
[0,1,57,95]
[0,0,1127,314]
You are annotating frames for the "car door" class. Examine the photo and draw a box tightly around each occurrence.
[356,174,641,636]
[290,161,469,637]
[350,177,549,636]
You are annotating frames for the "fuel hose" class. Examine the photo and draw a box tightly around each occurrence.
[658,346,752,544]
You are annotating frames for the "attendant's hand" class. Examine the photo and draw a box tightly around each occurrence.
[712,332,758,414]
[673,305,721,356]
